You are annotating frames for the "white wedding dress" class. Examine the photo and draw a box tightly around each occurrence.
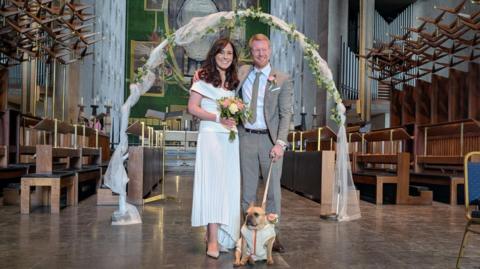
[190,80,240,249]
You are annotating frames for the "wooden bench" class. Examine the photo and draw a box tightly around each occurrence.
[32,118,105,204]
[1,145,29,204]
[353,152,432,205]
[124,121,164,205]
[413,119,480,204]
[351,127,432,205]
[281,127,336,204]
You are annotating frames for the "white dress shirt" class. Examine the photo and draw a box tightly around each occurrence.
[242,64,271,130]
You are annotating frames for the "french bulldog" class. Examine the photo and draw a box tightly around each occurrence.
[234,204,277,266]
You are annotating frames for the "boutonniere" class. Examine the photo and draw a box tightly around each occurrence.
[267,74,277,86]
[267,74,278,91]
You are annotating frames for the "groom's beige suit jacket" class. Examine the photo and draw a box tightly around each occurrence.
[236,64,293,145]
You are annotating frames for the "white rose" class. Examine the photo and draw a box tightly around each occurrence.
[228,103,239,114]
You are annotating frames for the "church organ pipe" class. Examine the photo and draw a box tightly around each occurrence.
[373,4,413,43]
[339,41,361,100]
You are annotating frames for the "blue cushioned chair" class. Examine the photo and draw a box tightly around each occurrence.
[456,151,480,268]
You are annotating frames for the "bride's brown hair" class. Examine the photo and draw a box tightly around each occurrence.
[199,38,239,91]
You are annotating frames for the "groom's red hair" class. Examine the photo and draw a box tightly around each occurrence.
[248,34,270,48]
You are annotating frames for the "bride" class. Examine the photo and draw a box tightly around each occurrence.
[188,38,241,259]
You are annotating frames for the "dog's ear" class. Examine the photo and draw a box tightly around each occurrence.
[261,201,266,211]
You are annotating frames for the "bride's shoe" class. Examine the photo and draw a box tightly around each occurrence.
[206,250,220,259]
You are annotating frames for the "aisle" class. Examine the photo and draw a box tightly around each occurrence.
[0,171,479,268]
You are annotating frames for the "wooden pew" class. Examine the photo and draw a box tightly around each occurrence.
[1,109,43,165]
[124,121,164,205]
[352,127,432,205]
[413,119,480,204]
[347,131,363,160]
[32,118,103,204]
[281,126,336,204]
[0,111,41,204]
[0,144,27,179]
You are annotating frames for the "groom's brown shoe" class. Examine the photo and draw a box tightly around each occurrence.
[272,237,285,253]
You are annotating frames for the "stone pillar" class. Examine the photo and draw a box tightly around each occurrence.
[272,0,349,130]
[325,0,349,129]
[359,0,374,122]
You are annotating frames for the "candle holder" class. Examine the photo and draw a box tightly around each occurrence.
[104,104,112,137]
[312,113,318,129]
[77,104,86,124]
[104,104,112,115]
[90,104,99,117]
[300,112,307,131]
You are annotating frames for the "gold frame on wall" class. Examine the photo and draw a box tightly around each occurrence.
[130,40,165,97]
[145,0,165,11]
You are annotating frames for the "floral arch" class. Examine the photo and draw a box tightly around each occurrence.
[104,9,361,225]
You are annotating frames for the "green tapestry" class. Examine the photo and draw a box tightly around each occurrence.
[125,0,270,119]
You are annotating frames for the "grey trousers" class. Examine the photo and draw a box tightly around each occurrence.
[239,131,283,219]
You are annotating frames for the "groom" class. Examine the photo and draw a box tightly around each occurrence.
[237,34,293,253]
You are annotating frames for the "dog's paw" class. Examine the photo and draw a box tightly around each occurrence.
[233,261,241,267]
[267,258,274,265]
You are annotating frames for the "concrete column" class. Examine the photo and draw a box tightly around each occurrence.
[359,0,374,121]
[272,0,349,130]
[325,0,349,129]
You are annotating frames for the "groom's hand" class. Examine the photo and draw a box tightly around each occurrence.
[270,144,284,162]
[192,69,202,83]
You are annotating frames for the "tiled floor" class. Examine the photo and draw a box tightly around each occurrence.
[0,171,479,269]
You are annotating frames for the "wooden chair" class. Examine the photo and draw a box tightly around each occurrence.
[21,171,75,214]
[456,151,480,268]
[20,142,81,214]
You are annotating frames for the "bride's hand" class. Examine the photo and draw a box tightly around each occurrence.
[220,117,236,129]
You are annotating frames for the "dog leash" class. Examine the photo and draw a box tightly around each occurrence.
[261,159,274,209]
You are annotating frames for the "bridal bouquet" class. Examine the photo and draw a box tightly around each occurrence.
[217,97,251,141]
